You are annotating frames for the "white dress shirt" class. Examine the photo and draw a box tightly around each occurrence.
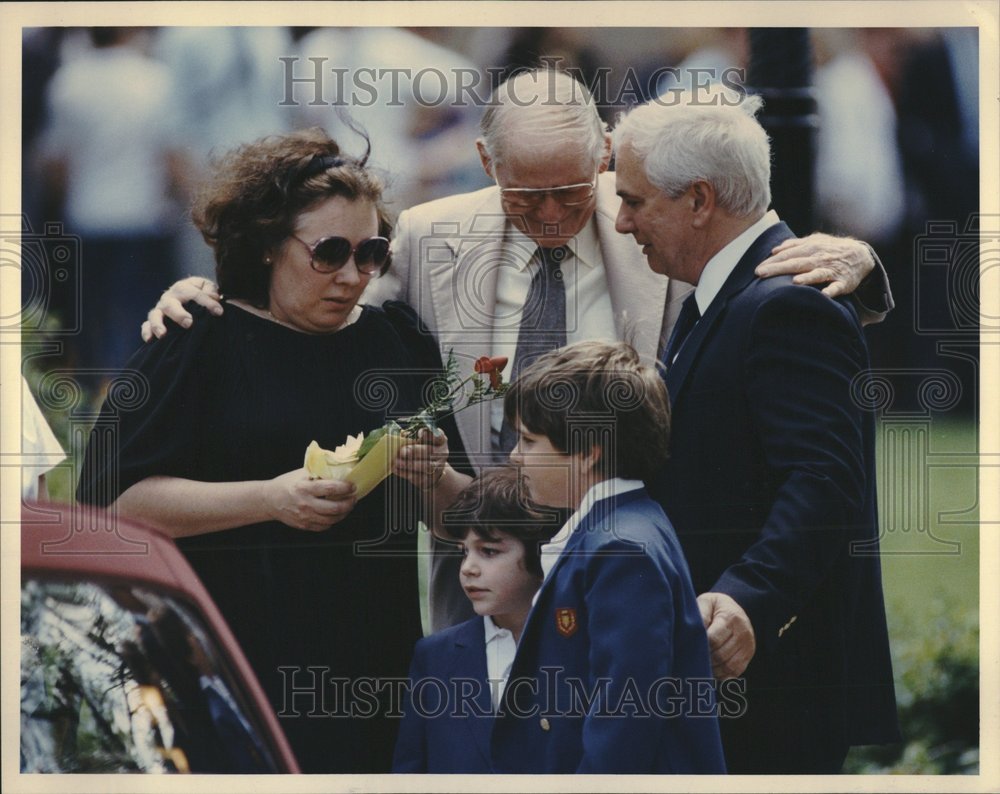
[43,45,177,235]
[483,615,517,710]
[694,210,781,314]
[490,219,619,440]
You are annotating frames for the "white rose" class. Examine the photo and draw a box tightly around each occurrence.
[304,435,363,480]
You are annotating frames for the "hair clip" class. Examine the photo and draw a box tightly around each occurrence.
[302,154,345,179]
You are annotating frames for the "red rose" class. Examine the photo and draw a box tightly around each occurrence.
[474,356,509,375]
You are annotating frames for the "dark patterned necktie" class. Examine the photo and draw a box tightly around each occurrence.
[663,292,700,370]
[498,246,569,454]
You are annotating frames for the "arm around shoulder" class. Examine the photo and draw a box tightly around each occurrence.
[141,277,224,341]
[757,233,893,324]
[852,243,894,325]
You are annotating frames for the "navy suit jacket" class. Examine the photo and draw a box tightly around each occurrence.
[392,617,495,773]
[490,488,726,774]
[652,222,900,772]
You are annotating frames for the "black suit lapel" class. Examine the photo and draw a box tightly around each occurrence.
[665,222,795,401]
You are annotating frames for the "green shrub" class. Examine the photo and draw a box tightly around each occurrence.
[845,603,978,774]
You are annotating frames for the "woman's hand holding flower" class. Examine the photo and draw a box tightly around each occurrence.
[263,467,357,531]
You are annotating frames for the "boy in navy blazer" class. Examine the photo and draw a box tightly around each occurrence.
[492,341,726,774]
[392,467,561,773]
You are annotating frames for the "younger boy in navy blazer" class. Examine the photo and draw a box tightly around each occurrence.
[493,341,726,774]
[392,467,561,773]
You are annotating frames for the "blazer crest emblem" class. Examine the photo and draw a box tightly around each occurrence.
[555,608,578,638]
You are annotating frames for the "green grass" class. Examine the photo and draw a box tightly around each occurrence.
[876,416,979,656]
[846,416,980,773]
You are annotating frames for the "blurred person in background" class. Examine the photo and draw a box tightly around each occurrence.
[653,28,748,100]
[294,26,488,210]
[22,28,66,229]
[496,28,610,122]
[815,29,914,253]
[38,27,188,378]
[815,28,979,411]
[155,27,295,279]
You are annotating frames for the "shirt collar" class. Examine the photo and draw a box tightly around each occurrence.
[505,216,599,272]
[539,477,645,582]
[484,614,511,642]
[570,216,600,271]
[577,476,645,515]
[694,209,780,314]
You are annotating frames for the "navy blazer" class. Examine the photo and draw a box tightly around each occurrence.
[491,488,726,774]
[652,222,900,772]
[392,617,495,773]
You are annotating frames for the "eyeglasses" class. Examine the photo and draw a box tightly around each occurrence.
[497,176,598,209]
[287,234,390,275]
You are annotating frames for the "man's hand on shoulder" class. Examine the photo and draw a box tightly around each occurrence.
[141,277,224,342]
[755,233,875,299]
[697,591,756,681]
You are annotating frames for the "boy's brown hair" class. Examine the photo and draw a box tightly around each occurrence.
[442,467,563,578]
[503,341,671,482]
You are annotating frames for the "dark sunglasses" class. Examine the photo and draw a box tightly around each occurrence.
[287,234,390,275]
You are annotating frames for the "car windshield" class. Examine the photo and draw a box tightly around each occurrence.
[21,578,279,774]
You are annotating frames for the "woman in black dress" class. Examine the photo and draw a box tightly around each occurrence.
[77,129,468,772]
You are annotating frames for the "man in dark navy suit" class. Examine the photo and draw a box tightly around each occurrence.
[614,93,900,774]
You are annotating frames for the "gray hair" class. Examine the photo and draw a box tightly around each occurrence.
[613,92,771,217]
[479,68,608,167]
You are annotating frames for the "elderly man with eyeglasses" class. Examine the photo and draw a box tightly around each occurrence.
[142,68,892,632]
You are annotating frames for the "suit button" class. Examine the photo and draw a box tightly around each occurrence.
[540,718,551,732]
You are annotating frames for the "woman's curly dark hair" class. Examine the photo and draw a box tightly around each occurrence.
[191,127,393,307]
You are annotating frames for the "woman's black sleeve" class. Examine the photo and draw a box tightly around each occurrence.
[76,306,216,506]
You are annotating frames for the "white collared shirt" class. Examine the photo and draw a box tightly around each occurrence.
[537,477,646,586]
[490,218,618,440]
[694,210,781,314]
[483,615,518,710]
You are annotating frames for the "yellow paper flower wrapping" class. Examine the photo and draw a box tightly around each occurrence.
[303,434,416,500]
